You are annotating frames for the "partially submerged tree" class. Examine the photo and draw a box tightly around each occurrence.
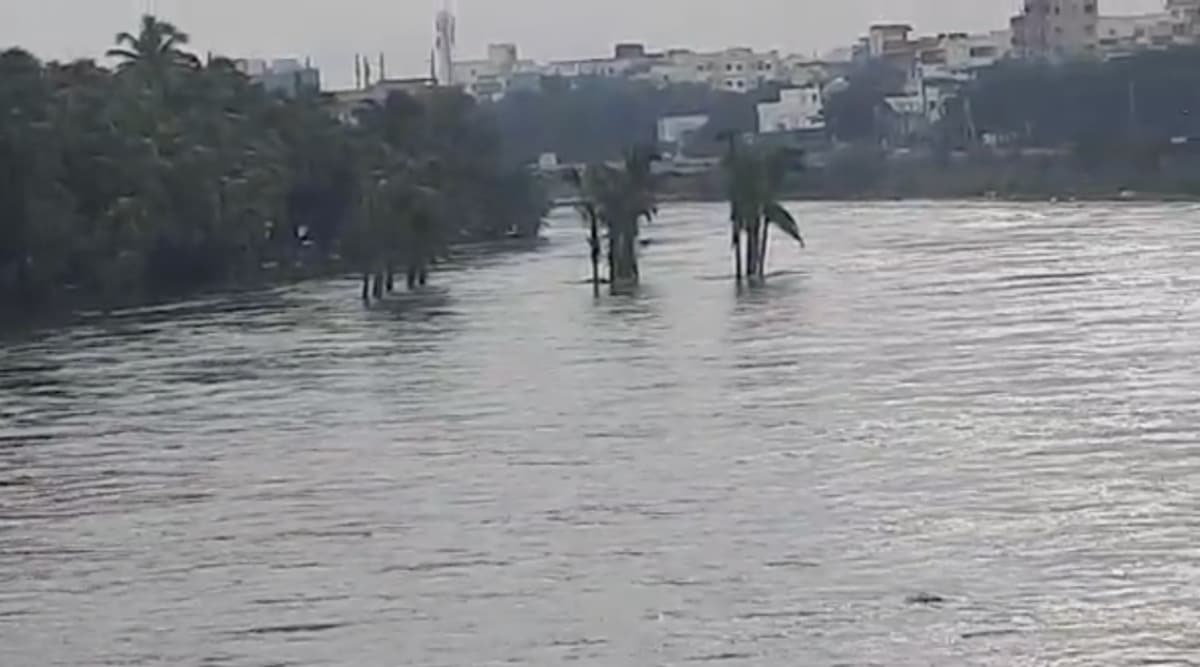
[566,146,659,293]
[723,138,805,283]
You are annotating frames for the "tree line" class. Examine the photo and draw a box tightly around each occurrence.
[0,15,547,315]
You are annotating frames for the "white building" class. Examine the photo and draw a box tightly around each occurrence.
[657,114,709,153]
[453,43,538,101]
[1097,13,1175,52]
[868,24,915,58]
[915,31,1009,82]
[757,86,825,133]
[236,58,320,97]
[1168,0,1200,40]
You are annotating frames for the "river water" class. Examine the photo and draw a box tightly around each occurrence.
[2,202,1200,666]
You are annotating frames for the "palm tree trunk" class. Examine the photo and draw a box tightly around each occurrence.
[759,223,771,280]
[589,215,600,294]
[361,272,371,302]
[607,232,617,285]
[385,266,395,293]
[406,265,418,290]
[733,224,743,282]
[372,271,385,299]
[745,223,759,279]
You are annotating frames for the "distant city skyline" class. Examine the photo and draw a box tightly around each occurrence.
[0,0,1167,87]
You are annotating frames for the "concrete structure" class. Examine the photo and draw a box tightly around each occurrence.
[434,5,457,86]
[1168,0,1200,40]
[328,77,436,124]
[237,59,320,97]
[1011,0,1100,60]
[657,114,709,154]
[452,42,794,99]
[915,31,1009,81]
[453,42,539,101]
[757,86,825,133]
[868,24,915,58]
[1097,13,1175,52]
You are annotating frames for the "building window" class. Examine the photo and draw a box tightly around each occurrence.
[726,63,734,71]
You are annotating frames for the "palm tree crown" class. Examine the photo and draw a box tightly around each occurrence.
[106,15,199,76]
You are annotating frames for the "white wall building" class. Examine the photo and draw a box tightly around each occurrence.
[453,43,538,100]
[657,114,710,154]
[868,24,915,58]
[757,86,825,133]
[1168,0,1200,40]
[236,58,321,97]
[1097,13,1175,51]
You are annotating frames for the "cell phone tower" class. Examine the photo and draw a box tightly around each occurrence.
[434,0,457,86]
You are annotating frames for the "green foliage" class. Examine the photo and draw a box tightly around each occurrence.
[965,49,1200,147]
[0,16,546,314]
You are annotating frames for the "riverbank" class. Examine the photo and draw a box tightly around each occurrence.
[651,149,1200,203]
[1,235,549,335]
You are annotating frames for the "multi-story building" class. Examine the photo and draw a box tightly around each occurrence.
[1166,0,1200,42]
[867,24,915,58]
[1011,0,1100,60]
[454,43,791,98]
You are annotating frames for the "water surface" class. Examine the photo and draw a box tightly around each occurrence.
[3,202,1200,666]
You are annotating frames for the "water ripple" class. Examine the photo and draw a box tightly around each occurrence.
[1,202,1198,665]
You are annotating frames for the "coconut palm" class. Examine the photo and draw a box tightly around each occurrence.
[564,166,604,293]
[106,15,199,81]
[573,146,658,292]
[723,140,805,283]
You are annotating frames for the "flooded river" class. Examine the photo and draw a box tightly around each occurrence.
[3,202,1200,666]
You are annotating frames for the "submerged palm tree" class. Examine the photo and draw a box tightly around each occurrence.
[568,146,658,293]
[565,167,603,294]
[723,139,805,283]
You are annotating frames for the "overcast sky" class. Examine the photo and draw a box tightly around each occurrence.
[0,0,1166,87]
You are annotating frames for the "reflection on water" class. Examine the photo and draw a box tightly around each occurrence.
[3,202,1200,666]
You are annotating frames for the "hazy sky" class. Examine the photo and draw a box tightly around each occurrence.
[0,0,1165,87]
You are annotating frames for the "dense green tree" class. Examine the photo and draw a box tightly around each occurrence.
[0,15,546,316]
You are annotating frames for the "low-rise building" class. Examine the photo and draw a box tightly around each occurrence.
[757,86,825,133]
[657,114,710,155]
[453,42,539,101]
[237,58,321,97]
[328,77,436,124]
[1097,13,1175,53]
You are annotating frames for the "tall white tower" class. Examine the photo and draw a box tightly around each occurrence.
[434,1,456,86]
